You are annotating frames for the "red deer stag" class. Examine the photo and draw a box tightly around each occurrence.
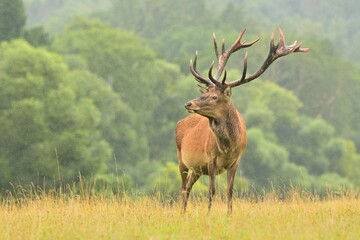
[176,28,309,214]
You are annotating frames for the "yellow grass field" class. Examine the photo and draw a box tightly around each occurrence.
[1,187,359,240]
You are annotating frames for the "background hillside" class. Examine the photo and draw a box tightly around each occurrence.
[1,0,359,194]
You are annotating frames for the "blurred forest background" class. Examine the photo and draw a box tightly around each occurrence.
[0,0,360,195]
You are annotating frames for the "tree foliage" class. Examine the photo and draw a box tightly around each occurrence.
[50,18,190,173]
[0,0,26,42]
[233,81,357,191]
[0,40,118,185]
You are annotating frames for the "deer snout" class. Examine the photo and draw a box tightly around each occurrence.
[184,102,192,109]
[185,101,198,113]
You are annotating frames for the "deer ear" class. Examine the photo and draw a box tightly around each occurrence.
[224,86,231,97]
[198,84,208,93]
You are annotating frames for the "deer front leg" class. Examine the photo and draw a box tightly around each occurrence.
[208,160,216,213]
[182,170,200,213]
[226,164,238,215]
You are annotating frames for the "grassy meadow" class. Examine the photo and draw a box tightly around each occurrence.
[1,183,359,240]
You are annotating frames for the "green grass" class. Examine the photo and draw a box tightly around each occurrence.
[1,184,359,240]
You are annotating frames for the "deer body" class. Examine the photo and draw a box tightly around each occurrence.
[176,100,247,174]
[177,28,309,214]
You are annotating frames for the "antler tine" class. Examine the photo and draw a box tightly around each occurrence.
[240,53,248,83]
[208,62,222,88]
[213,33,219,60]
[213,29,260,81]
[293,41,310,53]
[226,52,248,87]
[221,70,227,84]
[189,51,214,86]
[230,29,260,53]
[275,27,310,55]
[228,27,310,87]
[270,32,275,50]
[222,38,225,55]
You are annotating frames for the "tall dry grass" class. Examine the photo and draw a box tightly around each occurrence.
[0,181,359,240]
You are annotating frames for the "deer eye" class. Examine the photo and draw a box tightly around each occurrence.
[211,96,218,100]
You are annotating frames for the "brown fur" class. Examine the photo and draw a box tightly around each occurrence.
[176,86,247,214]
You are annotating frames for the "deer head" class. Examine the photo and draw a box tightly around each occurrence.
[185,28,310,117]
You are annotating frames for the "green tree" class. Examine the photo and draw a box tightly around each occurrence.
[66,69,147,175]
[51,18,156,168]
[51,18,193,188]
[51,18,157,117]
[108,0,212,37]
[21,26,51,47]
[148,161,181,196]
[24,0,111,33]
[268,37,358,141]
[291,118,335,175]
[326,138,360,185]
[51,19,190,150]
[233,80,354,191]
[241,128,312,190]
[0,40,120,186]
[0,0,26,42]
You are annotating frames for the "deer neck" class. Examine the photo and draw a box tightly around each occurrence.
[208,103,240,152]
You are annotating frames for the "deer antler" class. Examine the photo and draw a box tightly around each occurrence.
[189,51,215,86]
[211,29,259,82]
[190,29,259,88]
[189,28,310,89]
[228,27,310,87]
